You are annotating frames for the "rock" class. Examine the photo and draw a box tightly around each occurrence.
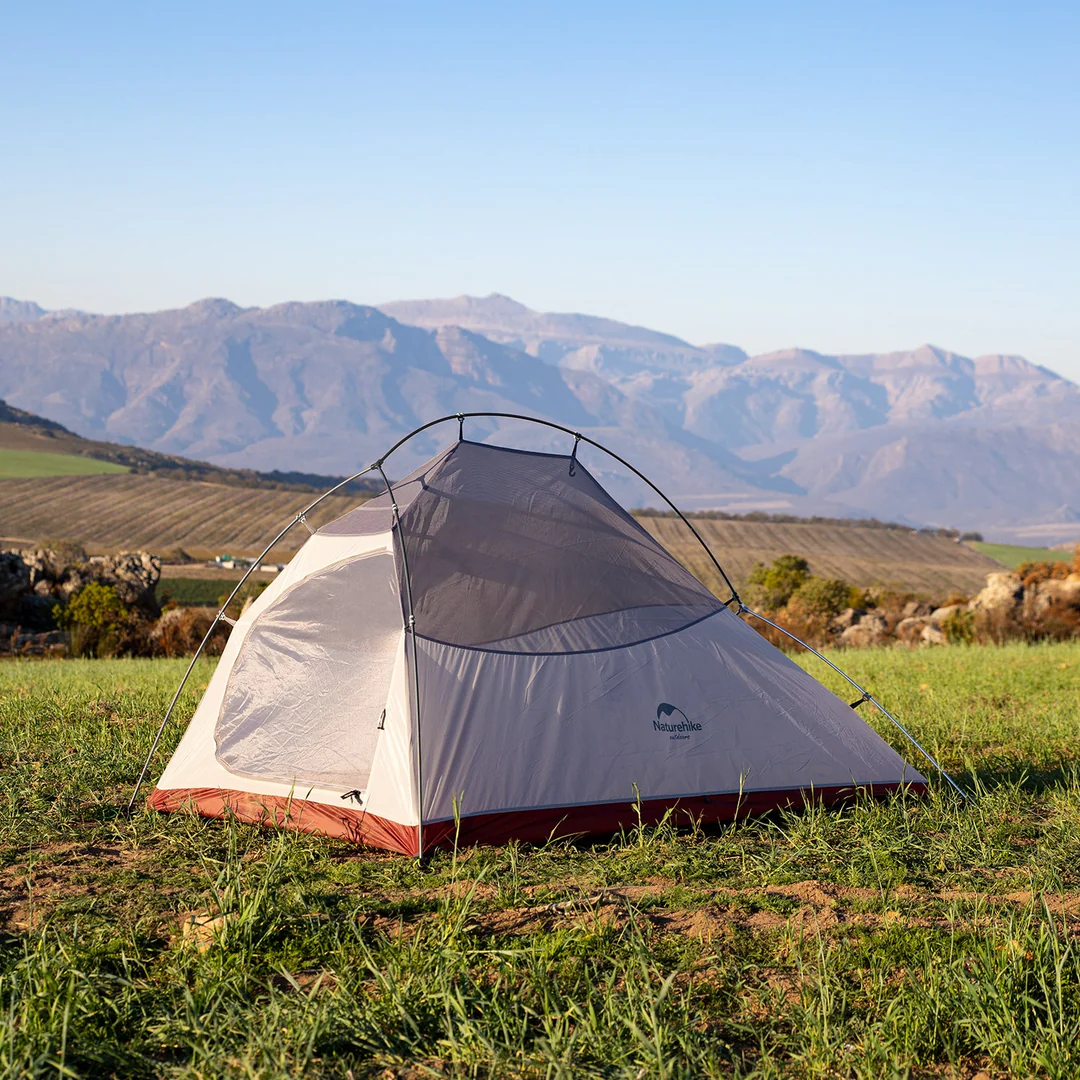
[1026,574,1080,617]
[179,910,233,951]
[902,600,932,619]
[839,612,888,647]
[829,607,866,633]
[920,623,947,646]
[895,616,930,643]
[90,551,161,612]
[929,603,967,625]
[970,572,1023,614]
[0,552,31,617]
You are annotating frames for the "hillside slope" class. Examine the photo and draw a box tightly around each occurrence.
[0,472,1001,596]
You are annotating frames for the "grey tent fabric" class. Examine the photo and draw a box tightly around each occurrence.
[396,441,723,650]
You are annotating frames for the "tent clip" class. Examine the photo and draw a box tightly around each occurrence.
[216,610,237,628]
[340,789,364,804]
[296,511,315,535]
[568,433,582,476]
[457,412,465,441]
[849,690,872,709]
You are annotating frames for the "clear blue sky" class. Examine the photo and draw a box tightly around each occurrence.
[2,1,1078,378]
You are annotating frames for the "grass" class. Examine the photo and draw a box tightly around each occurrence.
[0,448,128,478]
[0,642,1078,1077]
[969,541,1075,570]
[156,578,245,607]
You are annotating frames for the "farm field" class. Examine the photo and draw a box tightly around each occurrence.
[0,447,129,478]
[0,473,358,562]
[0,471,1003,595]
[1,642,1079,1077]
[642,516,1002,597]
[969,540,1076,570]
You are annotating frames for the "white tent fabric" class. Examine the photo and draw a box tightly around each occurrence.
[149,439,926,855]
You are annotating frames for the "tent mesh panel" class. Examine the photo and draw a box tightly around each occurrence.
[396,441,721,650]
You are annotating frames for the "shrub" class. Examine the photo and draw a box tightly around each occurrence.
[790,576,856,618]
[53,582,132,657]
[941,608,975,644]
[745,554,811,611]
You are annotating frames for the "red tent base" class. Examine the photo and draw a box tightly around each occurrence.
[148,781,926,857]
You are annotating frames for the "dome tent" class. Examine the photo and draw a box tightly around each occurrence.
[142,417,933,856]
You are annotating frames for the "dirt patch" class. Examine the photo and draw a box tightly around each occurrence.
[0,840,160,932]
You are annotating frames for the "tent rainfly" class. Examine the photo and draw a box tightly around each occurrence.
[145,426,931,856]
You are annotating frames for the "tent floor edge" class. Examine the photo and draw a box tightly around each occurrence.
[417,782,927,852]
[146,787,419,856]
[146,782,924,856]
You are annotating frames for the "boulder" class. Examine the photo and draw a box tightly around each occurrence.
[1025,574,1080,618]
[930,603,968,626]
[902,600,933,619]
[839,612,888,647]
[0,552,31,618]
[970,572,1023,614]
[920,623,947,646]
[88,552,161,612]
[895,615,930,643]
[829,607,866,633]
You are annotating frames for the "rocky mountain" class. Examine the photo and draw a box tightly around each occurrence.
[0,298,48,324]
[0,298,783,511]
[1,294,1077,542]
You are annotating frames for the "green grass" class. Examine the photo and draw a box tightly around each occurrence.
[156,577,270,608]
[0,643,1079,1077]
[0,448,129,478]
[970,540,1075,569]
[157,577,244,607]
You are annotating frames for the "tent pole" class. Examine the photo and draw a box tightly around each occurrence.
[375,461,426,861]
[738,604,967,799]
[375,413,743,605]
[124,465,377,816]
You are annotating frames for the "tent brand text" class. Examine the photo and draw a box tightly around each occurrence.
[654,702,701,741]
[653,719,702,737]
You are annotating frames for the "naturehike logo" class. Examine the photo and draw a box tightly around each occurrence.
[653,702,702,741]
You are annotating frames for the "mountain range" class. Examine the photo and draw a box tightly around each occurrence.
[1,293,1077,543]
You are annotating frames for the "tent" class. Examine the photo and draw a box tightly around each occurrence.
[146,430,927,856]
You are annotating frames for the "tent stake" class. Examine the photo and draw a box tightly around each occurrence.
[738,604,967,800]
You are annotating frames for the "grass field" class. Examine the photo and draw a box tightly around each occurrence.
[970,540,1076,570]
[1,642,1079,1077]
[0,448,129,478]
[0,471,1002,596]
[156,577,271,607]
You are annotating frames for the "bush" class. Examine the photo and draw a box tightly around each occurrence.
[941,608,975,644]
[790,576,856,618]
[745,554,811,611]
[53,582,132,658]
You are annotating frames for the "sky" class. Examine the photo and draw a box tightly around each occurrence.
[2,1,1078,379]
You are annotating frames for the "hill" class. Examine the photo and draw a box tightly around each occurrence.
[0,471,1002,596]
[0,398,377,495]
[1,294,1077,540]
[969,540,1076,570]
[0,448,129,478]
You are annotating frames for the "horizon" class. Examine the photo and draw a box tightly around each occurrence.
[1,3,1077,381]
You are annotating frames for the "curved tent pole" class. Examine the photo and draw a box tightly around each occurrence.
[373,460,426,859]
[124,464,378,816]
